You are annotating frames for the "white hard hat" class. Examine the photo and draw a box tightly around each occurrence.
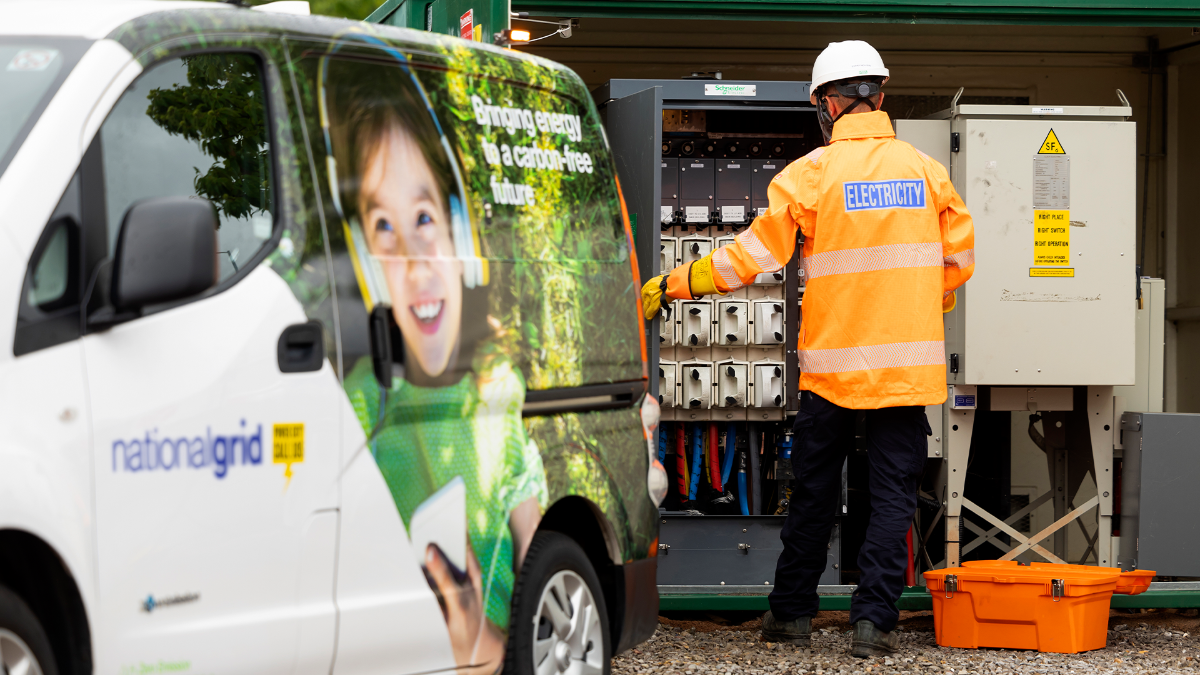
[809,41,890,105]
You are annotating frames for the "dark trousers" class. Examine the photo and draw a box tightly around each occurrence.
[768,390,930,632]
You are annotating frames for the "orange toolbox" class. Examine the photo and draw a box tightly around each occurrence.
[923,561,1154,653]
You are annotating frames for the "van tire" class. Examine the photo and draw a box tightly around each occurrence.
[506,531,611,675]
[0,584,58,675]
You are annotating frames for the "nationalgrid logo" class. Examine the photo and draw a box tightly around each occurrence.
[111,422,264,479]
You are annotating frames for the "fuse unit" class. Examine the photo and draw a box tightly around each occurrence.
[660,236,678,275]
[753,269,784,286]
[716,360,749,408]
[681,362,713,410]
[658,361,677,407]
[752,361,785,408]
[716,299,748,345]
[752,299,785,345]
[659,302,678,347]
[680,236,713,267]
[680,300,713,347]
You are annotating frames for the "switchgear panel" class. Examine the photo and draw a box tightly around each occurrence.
[680,159,715,224]
[661,158,679,223]
[650,104,817,425]
[716,159,752,224]
[752,159,783,216]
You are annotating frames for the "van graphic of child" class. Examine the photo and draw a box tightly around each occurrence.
[320,49,548,673]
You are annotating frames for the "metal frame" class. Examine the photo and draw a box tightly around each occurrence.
[941,386,1114,568]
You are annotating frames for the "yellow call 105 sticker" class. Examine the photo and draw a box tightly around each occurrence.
[1030,268,1075,277]
[1034,210,1070,266]
[273,423,304,489]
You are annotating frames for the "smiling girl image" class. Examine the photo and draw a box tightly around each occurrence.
[321,50,548,673]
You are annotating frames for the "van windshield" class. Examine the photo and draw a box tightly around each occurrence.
[0,38,90,180]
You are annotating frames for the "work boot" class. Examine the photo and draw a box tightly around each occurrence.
[850,620,900,658]
[760,610,811,646]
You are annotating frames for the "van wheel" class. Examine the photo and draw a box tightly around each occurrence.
[507,531,610,675]
[0,584,57,675]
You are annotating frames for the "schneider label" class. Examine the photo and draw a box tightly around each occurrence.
[704,84,756,97]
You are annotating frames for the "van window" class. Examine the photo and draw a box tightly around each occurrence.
[27,223,70,308]
[98,53,273,283]
[0,38,89,179]
[13,172,83,356]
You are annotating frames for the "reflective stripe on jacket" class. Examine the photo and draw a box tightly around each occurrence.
[709,110,974,409]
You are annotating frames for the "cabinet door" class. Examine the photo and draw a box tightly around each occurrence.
[83,50,340,675]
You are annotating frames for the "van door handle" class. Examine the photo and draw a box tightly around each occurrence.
[277,321,325,373]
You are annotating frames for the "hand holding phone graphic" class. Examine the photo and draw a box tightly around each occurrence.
[411,477,504,672]
[410,476,468,582]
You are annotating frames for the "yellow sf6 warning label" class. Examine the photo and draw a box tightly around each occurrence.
[1038,129,1066,154]
[1030,268,1075,278]
[273,423,304,488]
[1034,209,1070,266]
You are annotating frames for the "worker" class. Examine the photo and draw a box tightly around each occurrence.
[641,40,974,657]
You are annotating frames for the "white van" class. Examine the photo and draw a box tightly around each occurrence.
[0,3,667,674]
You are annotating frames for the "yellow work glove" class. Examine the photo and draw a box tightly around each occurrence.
[643,254,726,321]
[641,275,669,320]
[943,291,957,313]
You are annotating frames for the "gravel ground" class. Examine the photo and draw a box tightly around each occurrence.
[613,611,1200,674]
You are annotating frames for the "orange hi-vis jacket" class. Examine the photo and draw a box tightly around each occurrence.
[705,110,974,409]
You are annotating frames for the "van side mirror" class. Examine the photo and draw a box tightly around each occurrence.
[111,197,218,311]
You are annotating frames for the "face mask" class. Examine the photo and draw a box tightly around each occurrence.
[817,81,881,144]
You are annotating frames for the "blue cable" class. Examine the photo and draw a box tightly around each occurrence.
[688,424,703,501]
[721,423,736,487]
[658,426,668,463]
[737,444,750,515]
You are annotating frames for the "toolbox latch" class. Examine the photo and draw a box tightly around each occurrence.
[945,574,958,598]
[1052,578,1065,601]
[738,543,751,555]
[658,543,670,555]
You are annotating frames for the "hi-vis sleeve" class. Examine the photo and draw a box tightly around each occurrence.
[709,154,819,293]
[930,159,974,298]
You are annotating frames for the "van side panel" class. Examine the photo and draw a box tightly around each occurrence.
[410,50,644,389]
[100,11,658,669]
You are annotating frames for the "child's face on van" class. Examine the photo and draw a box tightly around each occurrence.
[359,126,463,379]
